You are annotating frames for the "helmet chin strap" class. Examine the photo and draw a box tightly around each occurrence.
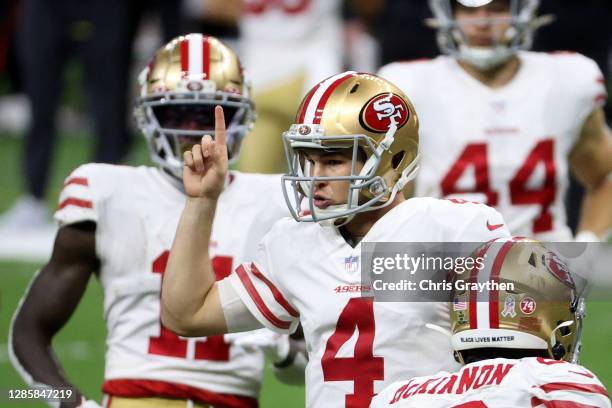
[458,45,514,71]
[313,188,360,228]
[317,206,355,227]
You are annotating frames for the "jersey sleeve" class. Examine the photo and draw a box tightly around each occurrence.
[54,164,101,226]
[442,199,512,242]
[527,359,611,408]
[558,53,608,128]
[377,62,423,98]
[227,235,300,334]
[217,278,264,332]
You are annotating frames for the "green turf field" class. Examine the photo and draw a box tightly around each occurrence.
[0,134,305,406]
[0,135,611,408]
[0,262,305,407]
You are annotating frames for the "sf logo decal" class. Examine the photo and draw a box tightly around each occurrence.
[360,93,410,133]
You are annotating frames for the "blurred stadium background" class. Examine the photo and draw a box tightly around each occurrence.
[0,0,611,406]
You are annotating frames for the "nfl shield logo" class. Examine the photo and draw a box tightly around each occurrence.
[345,256,359,273]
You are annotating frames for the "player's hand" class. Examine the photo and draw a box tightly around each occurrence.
[182,106,228,200]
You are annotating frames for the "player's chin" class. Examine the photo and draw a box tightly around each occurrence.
[470,38,494,47]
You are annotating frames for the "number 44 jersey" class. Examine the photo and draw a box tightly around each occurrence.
[225,197,511,408]
[379,51,607,241]
[55,164,288,406]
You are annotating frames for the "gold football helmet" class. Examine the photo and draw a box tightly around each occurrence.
[451,237,585,364]
[281,72,420,225]
[136,34,255,179]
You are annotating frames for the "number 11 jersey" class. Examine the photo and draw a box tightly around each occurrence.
[55,164,288,406]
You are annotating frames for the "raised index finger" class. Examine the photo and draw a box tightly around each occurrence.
[215,105,226,147]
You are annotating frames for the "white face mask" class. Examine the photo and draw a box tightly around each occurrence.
[457,45,514,71]
[457,0,494,6]
[428,0,542,71]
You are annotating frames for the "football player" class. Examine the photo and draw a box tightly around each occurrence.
[236,0,345,173]
[161,72,513,407]
[236,0,383,174]
[9,34,300,408]
[378,0,612,242]
[371,238,611,407]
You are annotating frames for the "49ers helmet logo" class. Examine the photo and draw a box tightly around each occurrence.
[544,252,575,289]
[360,93,409,133]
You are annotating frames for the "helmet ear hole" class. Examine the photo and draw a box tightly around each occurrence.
[552,343,566,360]
[392,151,406,169]
[557,320,571,337]
[528,253,537,267]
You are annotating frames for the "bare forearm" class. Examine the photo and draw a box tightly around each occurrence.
[162,197,218,332]
[163,107,231,335]
[578,179,612,237]
[10,325,84,408]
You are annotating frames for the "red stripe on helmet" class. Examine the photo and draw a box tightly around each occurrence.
[488,240,515,329]
[203,36,210,78]
[180,39,189,74]
[312,73,354,124]
[297,84,321,123]
[468,240,497,329]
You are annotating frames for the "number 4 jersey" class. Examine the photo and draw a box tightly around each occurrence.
[55,164,288,406]
[378,51,607,241]
[223,197,512,408]
[371,357,611,408]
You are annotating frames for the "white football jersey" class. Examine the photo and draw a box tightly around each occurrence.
[240,0,343,90]
[378,51,607,241]
[55,164,288,406]
[225,197,511,407]
[371,357,611,408]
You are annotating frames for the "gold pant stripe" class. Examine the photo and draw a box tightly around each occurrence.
[237,73,306,174]
[108,396,212,408]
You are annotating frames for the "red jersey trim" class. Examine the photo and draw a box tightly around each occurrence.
[538,381,609,397]
[235,265,292,330]
[531,396,599,408]
[63,177,89,187]
[58,197,93,210]
[103,379,258,408]
[250,264,299,318]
